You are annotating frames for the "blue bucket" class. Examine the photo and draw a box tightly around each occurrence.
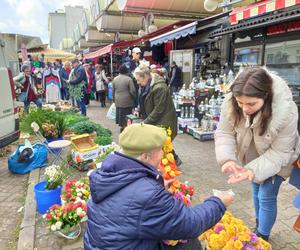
[34,181,62,214]
[293,193,300,211]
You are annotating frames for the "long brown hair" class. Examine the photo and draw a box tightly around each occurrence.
[230,67,273,135]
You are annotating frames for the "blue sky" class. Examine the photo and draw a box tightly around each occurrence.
[0,0,90,43]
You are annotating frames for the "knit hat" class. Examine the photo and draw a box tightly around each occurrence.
[119,123,167,158]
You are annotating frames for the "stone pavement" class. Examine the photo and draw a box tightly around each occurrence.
[0,145,28,250]
[2,100,299,250]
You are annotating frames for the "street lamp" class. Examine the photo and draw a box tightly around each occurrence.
[204,0,243,12]
[138,13,157,37]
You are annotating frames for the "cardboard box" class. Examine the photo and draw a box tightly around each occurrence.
[71,134,100,161]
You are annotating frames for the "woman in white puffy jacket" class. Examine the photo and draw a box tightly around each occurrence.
[215,67,299,241]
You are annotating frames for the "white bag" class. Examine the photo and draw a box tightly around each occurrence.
[106,103,116,120]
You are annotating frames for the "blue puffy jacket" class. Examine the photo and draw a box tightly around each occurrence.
[69,65,87,85]
[84,152,226,250]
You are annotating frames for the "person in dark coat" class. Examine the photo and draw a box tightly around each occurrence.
[134,66,183,165]
[59,61,71,100]
[134,66,177,140]
[68,59,87,116]
[84,124,233,250]
[169,61,182,94]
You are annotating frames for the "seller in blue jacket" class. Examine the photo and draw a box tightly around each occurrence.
[84,124,233,250]
[69,59,87,116]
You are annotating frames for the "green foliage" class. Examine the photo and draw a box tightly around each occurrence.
[20,108,66,139]
[69,82,85,101]
[94,147,114,163]
[94,136,112,146]
[70,121,98,134]
[64,114,88,128]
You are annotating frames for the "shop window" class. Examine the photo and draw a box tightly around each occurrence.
[265,40,300,85]
[265,40,300,64]
[234,46,262,66]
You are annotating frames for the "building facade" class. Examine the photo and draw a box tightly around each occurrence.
[48,6,85,50]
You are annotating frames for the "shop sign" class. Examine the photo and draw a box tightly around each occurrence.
[267,20,300,35]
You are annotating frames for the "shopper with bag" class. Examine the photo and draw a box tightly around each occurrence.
[215,67,300,241]
[95,64,108,107]
[113,64,136,132]
[14,64,42,113]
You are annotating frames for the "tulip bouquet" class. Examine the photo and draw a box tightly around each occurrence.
[43,200,87,235]
[159,128,181,180]
[61,178,90,203]
[160,129,194,246]
[199,212,272,250]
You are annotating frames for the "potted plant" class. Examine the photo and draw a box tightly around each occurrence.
[43,199,87,240]
[34,164,69,214]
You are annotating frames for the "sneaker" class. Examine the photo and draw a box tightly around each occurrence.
[175,157,183,167]
[255,229,269,242]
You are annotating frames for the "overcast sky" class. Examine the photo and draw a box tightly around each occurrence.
[0,0,90,43]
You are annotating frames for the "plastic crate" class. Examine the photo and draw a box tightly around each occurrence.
[193,131,214,141]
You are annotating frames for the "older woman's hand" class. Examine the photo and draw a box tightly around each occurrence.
[164,178,175,189]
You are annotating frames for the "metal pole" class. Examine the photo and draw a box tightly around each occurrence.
[110,50,113,77]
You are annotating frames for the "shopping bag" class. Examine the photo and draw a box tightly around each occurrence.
[18,91,28,102]
[8,144,48,174]
[106,103,116,120]
[89,91,96,100]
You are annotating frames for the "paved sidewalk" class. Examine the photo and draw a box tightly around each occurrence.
[0,145,28,250]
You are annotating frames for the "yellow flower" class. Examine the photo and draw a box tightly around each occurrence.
[167,240,178,246]
[233,240,243,250]
[82,190,90,196]
[166,128,172,136]
[169,170,175,177]
[166,153,175,163]
[165,165,171,172]
[162,158,169,165]
[165,137,171,145]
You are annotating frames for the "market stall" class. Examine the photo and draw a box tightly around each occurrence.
[27,45,76,62]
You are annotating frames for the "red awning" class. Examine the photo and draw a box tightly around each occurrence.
[84,44,113,59]
[84,20,192,60]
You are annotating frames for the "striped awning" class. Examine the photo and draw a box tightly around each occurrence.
[230,0,300,25]
[149,21,197,46]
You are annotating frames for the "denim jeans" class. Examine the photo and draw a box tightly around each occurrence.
[61,87,69,100]
[252,175,284,236]
[24,98,42,113]
[77,98,86,116]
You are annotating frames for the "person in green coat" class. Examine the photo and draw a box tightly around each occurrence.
[134,66,182,165]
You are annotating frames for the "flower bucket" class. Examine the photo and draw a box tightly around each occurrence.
[34,181,62,214]
[55,224,81,240]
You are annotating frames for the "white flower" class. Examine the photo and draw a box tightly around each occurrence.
[51,225,57,231]
[75,197,82,203]
[76,207,83,216]
[77,193,82,197]
[76,188,81,193]
[55,221,63,230]
[80,216,88,222]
